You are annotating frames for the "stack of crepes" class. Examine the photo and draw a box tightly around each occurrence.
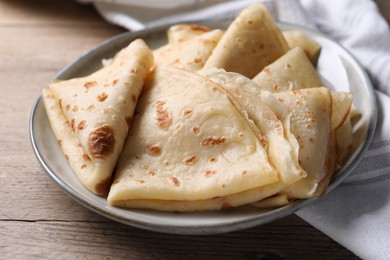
[42,3,355,212]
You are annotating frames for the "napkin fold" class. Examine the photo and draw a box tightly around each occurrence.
[79,0,390,258]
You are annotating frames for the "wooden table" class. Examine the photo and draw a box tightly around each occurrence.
[1,0,388,258]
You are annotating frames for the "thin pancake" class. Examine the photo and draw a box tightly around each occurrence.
[199,68,306,185]
[283,30,322,66]
[167,24,211,44]
[108,66,279,208]
[203,3,289,78]
[42,39,154,195]
[153,29,223,70]
[273,88,332,198]
[252,47,323,92]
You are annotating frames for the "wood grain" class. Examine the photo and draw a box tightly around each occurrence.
[2,0,388,258]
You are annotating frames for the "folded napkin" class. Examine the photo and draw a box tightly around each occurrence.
[79,0,390,258]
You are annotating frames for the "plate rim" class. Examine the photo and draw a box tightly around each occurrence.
[29,20,377,235]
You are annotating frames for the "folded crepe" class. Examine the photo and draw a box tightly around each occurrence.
[283,30,322,66]
[252,47,323,92]
[199,68,306,186]
[153,29,224,70]
[200,69,351,200]
[108,66,280,211]
[272,88,333,198]
[167,24,211,44]
[42,39,154,195]
[203,2,289,78]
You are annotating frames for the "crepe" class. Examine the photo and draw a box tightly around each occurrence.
[252,194,290,208]
[167,24,211,44]
[42,39,154,195]
[203,3,289,78]
[283,30,322,66]
[153,29,224,70]
[108,66,280,210]
[272,88,332,198]
[252,47,323,92]
[199,68,306,186]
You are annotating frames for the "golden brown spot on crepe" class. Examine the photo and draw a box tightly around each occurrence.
[306,123,312,129]
[286,63,292,69]
[130,68,138,74]
[77,120,86,131]
[192,126,200,134]
[83,154,91,161]
[70,118,75,131]
[263,67,271,74]
[95,177,111,195]
[201,137,226,147]
[222,184,226,188]
[296,100,302,107]
[97,93,108,102]
[81,164,87,169]
[278,97,285,102]
[183,108,193,117]
[209,157,217,163]
[156,101,172,129]
[112,79,119,86]
[85,104,95,111]
[239,133,245,138]
[125,115,133,126]
[242,170,248,176]
[170,177,180,187]
[148,171,156,176]
[194,58,202,64]
[103,108,109,113]
[221,201,232,209]
[205,170,216,177]
[65,104,71,111]
[309,137,314,143]
[259,136,269,148]
[84,81,97,89]
[131,94,137,104]
[190,25,210,32]
[184,155,198,165]
[164,161,170,166]
[57,139,62,146]
[65,154,69,161]
[136,180,145,184]
[88,124,115,159]
[72,105,78,112]
[146,145,161,156]
[307,111,314,117]
[124,82,130,87]
[58,99,62,109]
[248,20,253,25]
[293,89,300,95]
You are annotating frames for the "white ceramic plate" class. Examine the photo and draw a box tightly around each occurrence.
[30,20,377,235]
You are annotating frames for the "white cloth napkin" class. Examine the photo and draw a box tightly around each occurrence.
[79,0,390,258]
